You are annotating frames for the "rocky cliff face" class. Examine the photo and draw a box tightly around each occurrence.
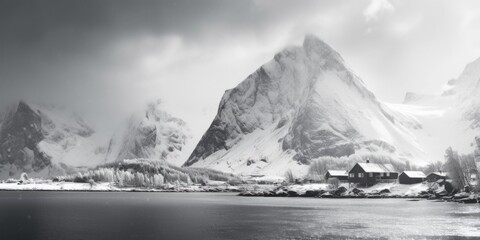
[105,100,192,166]
[0,100,193,178]
[0,101,50,172]
[184,35,423,176]
[0,101,103,178]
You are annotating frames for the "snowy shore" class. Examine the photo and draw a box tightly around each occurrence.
[240,182,428,196]
[0,181,240,192]
[2,181,478,204]
[238,182,480,204]
[0,181,434,196]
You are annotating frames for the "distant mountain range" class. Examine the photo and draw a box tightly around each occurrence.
[0,100,192,178]
[2,34,480,178]
[0,101,103,178]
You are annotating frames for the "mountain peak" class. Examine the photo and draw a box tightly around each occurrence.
[18,100,29,108]
[106,100,191,166]
[185,36,421,175]
[302,34,329,50]
[302,34,343,63]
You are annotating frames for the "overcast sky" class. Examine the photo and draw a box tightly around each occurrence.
[1,0,480,141]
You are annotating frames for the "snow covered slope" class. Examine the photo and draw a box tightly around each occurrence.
[0,101,106,178]
[105,100,192,166]
[184,35,428,176]
[393,56,480,162]
[0,100,193,178]
[446,57,480,128]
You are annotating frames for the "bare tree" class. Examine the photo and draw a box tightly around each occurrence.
[88,179,95,188]
[405,161,411,171]
[308,159,328,176]
[444,147,466,190]
[423,161,444,174]
[458,153,476,185]
[284,169,295,184]
[475,137,480,183]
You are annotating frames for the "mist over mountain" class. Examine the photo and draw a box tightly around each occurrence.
[105,100,193,166]
[0,100,193,178]
[184,35,430,176]
[184,35,480,177]
[2,35,480,178]
[0,101,105,178]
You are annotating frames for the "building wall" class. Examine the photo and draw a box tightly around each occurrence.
[325,173,348,181]
[426,174,446,182]
[348,164,398,186]
[398,173,424,184]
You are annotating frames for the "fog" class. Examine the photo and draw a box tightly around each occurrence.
[1,0,480,141]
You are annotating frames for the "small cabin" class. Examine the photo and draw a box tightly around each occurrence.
[348,161,398,186]
[399,171,426,184]
[325,170,348,181]
[426,172,447,182]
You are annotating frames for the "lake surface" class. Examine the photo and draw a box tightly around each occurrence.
[1,191,480,240]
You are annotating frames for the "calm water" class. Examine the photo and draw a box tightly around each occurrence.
[1,192,480,240]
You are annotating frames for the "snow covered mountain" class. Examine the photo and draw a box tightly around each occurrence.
[0,101,106,178]
[445,57,480,128]
[0,100,193,178]
[391,56,480,162]
[105,100,192,166]
[184,35,427,176]
[3,36,480,179]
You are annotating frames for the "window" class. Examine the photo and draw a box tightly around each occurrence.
[359,173,364,178]
[349,173,354,178]
[379,173,383,177]
[369,173,373,177]
[386,172,390,177]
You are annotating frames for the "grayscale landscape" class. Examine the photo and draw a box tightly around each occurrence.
[1,1,480,239]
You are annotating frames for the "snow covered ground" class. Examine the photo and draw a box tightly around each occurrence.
[0,180,239,192]
[0,181,118,191]
[0,179,428,196]
[361,182,429,196]
[241,182,430,197]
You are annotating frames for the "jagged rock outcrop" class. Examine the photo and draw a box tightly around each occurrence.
[0,101,51,172]
[0,101,102,177]
[105,100,192,166]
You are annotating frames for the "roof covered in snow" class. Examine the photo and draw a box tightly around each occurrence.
[326,170,348,176]
[427,172,447,177]
[356,163,397,173]
[401,171,426,178]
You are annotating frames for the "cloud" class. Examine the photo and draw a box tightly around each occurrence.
[1,0,480,146]
[363,0,395,22]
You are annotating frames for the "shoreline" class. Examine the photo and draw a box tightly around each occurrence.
[236,183,480,203]
[2,181,478,204]
[0,181,241,193]
[0,188,239,193]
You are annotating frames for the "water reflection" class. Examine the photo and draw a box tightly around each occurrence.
[0,192,479,240]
